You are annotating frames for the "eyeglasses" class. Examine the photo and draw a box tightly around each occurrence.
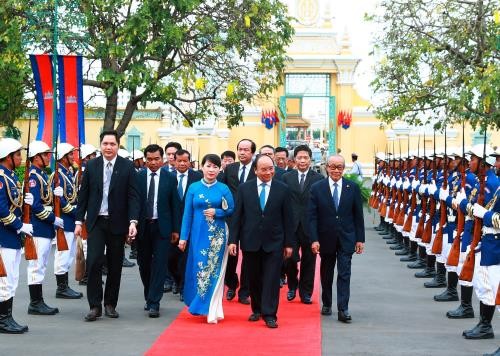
[327,165,344,171]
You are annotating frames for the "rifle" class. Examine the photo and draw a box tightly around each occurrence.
[403,134,420,232]
[53,139,69,251]
[393,140,403,220]
[396,136,410,226]
[379,144,390,218]
[459,128,487,281]
[76,141,88,241]
[432,126,448,254]
[388,140,398,220]
[447,121,466,266]
[422,130,437,244]
[23,114,38,260]
[415,131,428,240]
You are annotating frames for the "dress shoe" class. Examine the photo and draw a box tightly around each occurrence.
[301,295,313,304]
[238,297,250,305]
[148,309,160,318]
[226,289,235,301]
[395,248,409,256]
[84,307,102,322]
[172,283,179,295]
[122,257,135,268]
[338,310,352,323]
[407,258,426,269]
[321,306,332,315]
[414,267,436,278]
[248,313,261,321]
[287,289,297,302]
[462,319,494,339]
[265,318,278,328]
[104,305,119,318]
[163,283,173,293]
[434,288,459,302]
[446,304,474,319]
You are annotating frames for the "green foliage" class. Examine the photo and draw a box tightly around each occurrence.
[343,173,370,204]
[368,0,499,130]
[3,125,21,139]
[21,0,295,136]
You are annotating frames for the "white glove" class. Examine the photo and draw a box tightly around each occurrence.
[18,223,33,236]
[456,188,466,203]
[439,189,449,201]
[472,203,487,219]
[411,180,419,190]
[53,186,64,197]
[396,179,403,189]
[390,177,396,186]
[377,175,383,183]
[24,193,34,206]
[54,217,64,229]
[383,176,389,185]
[428,183,437,195]
[418,184,427,195]
[403,180,410,190]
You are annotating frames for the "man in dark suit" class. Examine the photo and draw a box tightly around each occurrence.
[229,154,294,328]
[275,146,289,171]
[75,130,140,321]
[136,144,181,318]
[167,149,202,302]
[221,139,256,304]
[308,155,365,323]
[282,145,323,304]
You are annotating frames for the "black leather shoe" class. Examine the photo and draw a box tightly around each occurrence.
[104,305,119,318]
[390,244,404,250]
[28,300,59,315]
[321,306,332,315]
[84,307,102,322]
[248,313,261,321]
[265,319,278,328]
[122,257,135,268]
[301,295,313,304]
[414,267,436,278]
[287,289,296,302]
[407,259,426,269]
[226,289,235,301]
[238,297,250,305]
[338,310,352,323]
[395,248,409,256]
[163,283,172,293]
[148,309,160,318]
[434,288,459,302]
[446,304,474,319]
[463,319,494,339]
[400,253,417,262]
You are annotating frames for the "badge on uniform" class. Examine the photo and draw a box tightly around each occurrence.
[29,179,36,188]
[0,181,3,189]
[221,197,228,211]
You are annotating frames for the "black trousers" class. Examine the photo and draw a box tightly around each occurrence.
[320,247,353,312]
[285,224,317,298]
[137,220,171,309]
[87,216,125,309]
[244,249,282,321]
[225,250,250,299]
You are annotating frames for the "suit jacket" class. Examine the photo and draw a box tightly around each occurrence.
[222,161,256,198]
[169,169,202,224]
[274,166,286,181]
[282,169,323,234]
[308,178,365,254]
[137,168,181,239]
[76,155,140,235]
[229,178,294,252]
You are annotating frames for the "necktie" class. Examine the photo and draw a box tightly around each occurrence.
[177,173,185,199]
[239,165,246,184]
[259,182,266,210]
[147,172,156,218]
[299,173,306,192]
[333,182,339,210]
[103,162,112,212]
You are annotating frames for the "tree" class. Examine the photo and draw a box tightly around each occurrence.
[21,0,294,136]
[368,0,499,129]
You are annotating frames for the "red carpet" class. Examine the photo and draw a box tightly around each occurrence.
[146,260,321,356]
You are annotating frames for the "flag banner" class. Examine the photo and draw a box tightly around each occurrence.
[57,55,85,149]
[30,54,55,145]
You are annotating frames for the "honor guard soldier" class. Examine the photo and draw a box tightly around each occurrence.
[26,140,62,315]
[52,143,83,299]
[0,138,31,333]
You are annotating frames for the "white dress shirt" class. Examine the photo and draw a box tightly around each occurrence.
[328,177,343,205]
[256,178,272,206]
[147,168,160,219]
[99,156,117,215]
[177,170,188,198]
[297,168,310,184]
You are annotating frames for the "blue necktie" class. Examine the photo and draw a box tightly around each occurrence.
[333,182,339,210]
[239,165,246,184]
[259,183,266,210]
[177,173,185,199]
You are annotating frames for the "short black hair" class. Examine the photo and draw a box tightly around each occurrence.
[237,139,256,153]
[143,144,164,158]
[165,141,182,151]
[275,146,288,155]
[201,153,221,168]
[221,150,236,160]
[294,145,312,158]
[100,130,119,144]
[259,144,275,153]
[175,149,191,161]
[254,153,274,168]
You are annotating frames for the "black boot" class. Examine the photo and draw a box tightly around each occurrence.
[415,255,437,278]
[56,273,83,299]
[375,217,385,231]
[446,285,474,319]
[424,261,447,287]
[400,241,418,262]
[434,271,459,301]
[0,298,27,334]
[28,284,59,315]
[390,233,404,250]
[378,222,390,236]
[395,236,410,255]
[407,245,426,268]
[463,302,495,339]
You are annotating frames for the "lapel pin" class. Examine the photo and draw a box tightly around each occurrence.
[346,184,350,188]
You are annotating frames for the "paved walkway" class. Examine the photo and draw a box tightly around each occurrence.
[1,209,498,355]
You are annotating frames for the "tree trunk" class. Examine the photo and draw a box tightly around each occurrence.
[103,88,118,131]
[115,97,139,138]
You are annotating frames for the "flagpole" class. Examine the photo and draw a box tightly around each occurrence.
[51,0,59,170]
